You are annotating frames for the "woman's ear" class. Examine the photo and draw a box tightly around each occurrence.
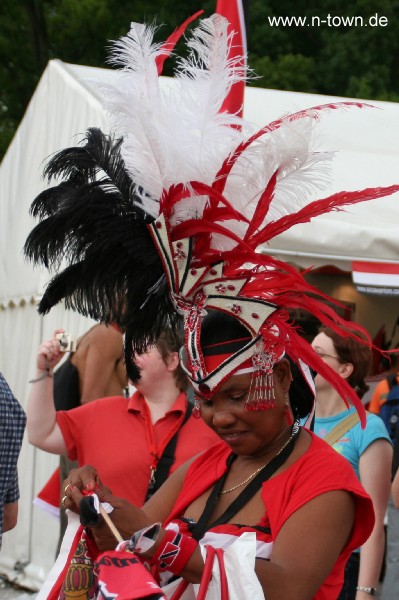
[338,361,354,380]
[274,358,292,388]
[166,351,179,372]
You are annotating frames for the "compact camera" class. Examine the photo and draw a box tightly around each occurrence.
[56,332,77,353]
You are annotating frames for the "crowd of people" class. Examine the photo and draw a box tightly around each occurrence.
[3,9,399,600]
[5,314,399,598]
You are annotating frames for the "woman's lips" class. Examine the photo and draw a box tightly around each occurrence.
[218,431,247,444]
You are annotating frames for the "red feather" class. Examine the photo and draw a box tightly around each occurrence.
[155,11,203,75]
[244,170,278,242]
[254,185,399,243]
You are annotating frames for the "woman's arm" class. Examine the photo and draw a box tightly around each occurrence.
[3,501,18,532]
[26,330,68,454]
[65,459,195,550]
[253,489,355,599]
[356,439,393,597]
[392,464,399,508]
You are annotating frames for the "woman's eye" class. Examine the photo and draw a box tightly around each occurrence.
[202,399,214,407]
[195,395,212,408]
[230,393,247,402]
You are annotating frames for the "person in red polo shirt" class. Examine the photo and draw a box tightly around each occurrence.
[26,327,219,508]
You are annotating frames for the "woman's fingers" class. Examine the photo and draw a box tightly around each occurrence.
[37,329,65,371]
[62,465,114,514]
[65,465,102,492]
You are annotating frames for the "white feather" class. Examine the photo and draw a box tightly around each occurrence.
[91,14,341,254]
[210,115,334,251]
[93,15,250,217]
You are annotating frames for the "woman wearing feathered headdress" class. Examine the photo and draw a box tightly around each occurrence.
[24,13,399,599]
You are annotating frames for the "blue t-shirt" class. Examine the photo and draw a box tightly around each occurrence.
[309,408,391,479]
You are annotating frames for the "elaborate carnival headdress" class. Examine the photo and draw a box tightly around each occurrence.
[25,14,399,425]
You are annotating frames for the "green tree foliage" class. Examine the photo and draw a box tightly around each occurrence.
[247,0,399,99]
[0,0,398,159]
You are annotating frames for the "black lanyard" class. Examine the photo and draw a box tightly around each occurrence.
[145,402,193,501]
[189,426,300,541]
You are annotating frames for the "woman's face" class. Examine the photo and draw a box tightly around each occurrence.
[134,345,168,388]
[311,332,347,390]
[198,360,291,459]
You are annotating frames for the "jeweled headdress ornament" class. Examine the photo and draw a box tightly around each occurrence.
[24,14,399,424]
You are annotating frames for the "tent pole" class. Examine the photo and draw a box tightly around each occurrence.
[260,247,399,265]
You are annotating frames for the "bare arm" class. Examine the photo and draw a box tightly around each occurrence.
[3,501,18,532]
[79,326,125,403]
[26,330,68,454]
[356,439,393,596]
[253,490,355,599]
[392,465,399,507]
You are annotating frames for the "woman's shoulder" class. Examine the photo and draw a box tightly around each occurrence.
[264,429,374,545]
[290,429,361,478]
[179,440,232,488]
[364,410,390,429]
[350,411,392,447]
[269,430,373,519]
[349,411,391,437]
[189,439,231,466]
[60,393,127,417]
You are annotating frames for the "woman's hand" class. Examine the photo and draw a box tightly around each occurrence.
[62,465,152,551]
[36,329,66,373]
[62,464,105,511]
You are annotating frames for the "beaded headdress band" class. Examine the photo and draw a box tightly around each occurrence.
[24,14,399,424]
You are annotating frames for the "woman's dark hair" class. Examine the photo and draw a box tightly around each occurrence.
[286,357,315,420]
[200,311,313,418]
[200,310,250,347]
[319,326,372,399]
[156,327,188,392]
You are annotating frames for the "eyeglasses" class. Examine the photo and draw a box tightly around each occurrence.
[313,350,340,361]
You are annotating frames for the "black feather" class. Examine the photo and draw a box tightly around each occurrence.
[24,128,176,379]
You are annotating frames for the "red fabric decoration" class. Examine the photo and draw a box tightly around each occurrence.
[216,0,247,118]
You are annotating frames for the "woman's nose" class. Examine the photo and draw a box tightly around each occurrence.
[212,408,236,428]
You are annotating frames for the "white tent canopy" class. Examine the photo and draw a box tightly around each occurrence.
[68,62,399,271]
[2,60,398,309]
[244,87,399,270]
[0,58,398,588]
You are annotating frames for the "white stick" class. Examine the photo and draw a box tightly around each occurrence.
[99,505,124,543]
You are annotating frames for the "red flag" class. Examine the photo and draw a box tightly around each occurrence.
[96,551,167,599]
[216,0,247,117]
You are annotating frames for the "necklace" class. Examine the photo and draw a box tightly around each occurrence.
[218,430,296,497]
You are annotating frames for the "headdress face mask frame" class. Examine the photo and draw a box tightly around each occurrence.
[149,213,281,409]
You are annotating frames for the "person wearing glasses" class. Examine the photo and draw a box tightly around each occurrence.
[310,326,392,600]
